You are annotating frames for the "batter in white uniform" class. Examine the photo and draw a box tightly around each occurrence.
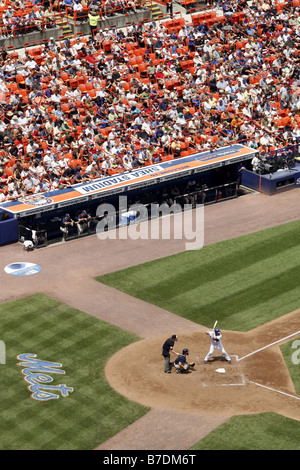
[204,328,231,364]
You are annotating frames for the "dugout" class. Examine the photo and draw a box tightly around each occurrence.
[0,144,257,247]
[0,210,18,246]
[241,144,300,195]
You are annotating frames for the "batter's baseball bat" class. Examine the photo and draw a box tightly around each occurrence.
[213,320,218,330]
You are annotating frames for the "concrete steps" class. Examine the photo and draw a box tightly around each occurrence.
[145,1,164,19]
[56,16,73,36]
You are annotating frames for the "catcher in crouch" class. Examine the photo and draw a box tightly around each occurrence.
[204,328,231,364]
[174,349,195,374]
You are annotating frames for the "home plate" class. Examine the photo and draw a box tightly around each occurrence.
[215,368,226,373]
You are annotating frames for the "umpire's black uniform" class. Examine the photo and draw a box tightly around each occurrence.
[162,335,177,373]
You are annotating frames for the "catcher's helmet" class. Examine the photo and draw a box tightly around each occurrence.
[182,348,189,355]
[214,329,221,335]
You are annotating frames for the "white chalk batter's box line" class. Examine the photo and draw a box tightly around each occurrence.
[234,330,300,400]
[199,356,247,388]
[217,355,247,387]
[198,330,300,396]
[219,356,300,402]
[211,355,300,401]
[217,330,300,388]
[218,379,299,401]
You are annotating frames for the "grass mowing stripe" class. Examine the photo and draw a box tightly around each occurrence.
[210,288,300,331]
[158,247,300,314]
[170,243,300,300]
[98,220,300,331]
[189,413,300,450]
[177,265,300,327]
[140,232,300,300]
[0,294,149,450]
[106,241,300,306]
[99,220,300,294]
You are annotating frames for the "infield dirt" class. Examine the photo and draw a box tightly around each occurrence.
[105,310,300,420]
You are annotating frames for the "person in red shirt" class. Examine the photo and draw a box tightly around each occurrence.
[77,47,87,60]
[85,51,96,67]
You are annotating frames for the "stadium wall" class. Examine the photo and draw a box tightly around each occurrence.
[0,10,151,50]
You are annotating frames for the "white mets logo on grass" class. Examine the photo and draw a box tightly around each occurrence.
[4,262,41,276]
[17,354,74,401]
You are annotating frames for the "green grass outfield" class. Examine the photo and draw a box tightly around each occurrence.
[189,413,300,450]
[97,219,300,331]
[0,294,148,450]
[97,220,300,450]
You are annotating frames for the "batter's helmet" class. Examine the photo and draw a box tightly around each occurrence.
[182,348,189,355]
[215,329,221,335]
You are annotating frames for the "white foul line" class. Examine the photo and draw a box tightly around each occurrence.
[250,381,300,401]
[237,331,300,362]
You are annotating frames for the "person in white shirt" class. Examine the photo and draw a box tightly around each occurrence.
[181,85,191,102]
[22,175,35,193]
[101,157,112,172]
[259,133,269,147]
[178,26,187,41]
[127,91,137,106]
[174,113,186,131]
[58,157,69,171]
[0,190,6,202]
[9,93,19,107]
[161,132,171,152]
[43,152,55,169]
[17,113,28,126]
[292,124,300,142]
[203,40,212,56]
[74,0,83,15]
[85,161,98,176]
[50,91,61,104]
[242,103,252,119]
[34,182,46,193]
[167,106,178,121]
[132,115,143,129]
[26,141,38,156]
[251,154,260,173]
[123,153,133,170]
[204,328,231,364]
[35,161,47,178]
[203,100,212,113]
[25,58,38,70]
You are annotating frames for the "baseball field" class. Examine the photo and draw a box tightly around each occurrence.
[0,190,299,451]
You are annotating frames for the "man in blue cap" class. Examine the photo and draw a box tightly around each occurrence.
[174,349,195,373]
[60,213,74,241]
[76,209,92,235]
[204,328,231,364]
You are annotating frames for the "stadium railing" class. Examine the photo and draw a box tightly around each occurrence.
[19,224,48,248]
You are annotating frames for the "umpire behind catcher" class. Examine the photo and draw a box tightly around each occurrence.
[162,334,179,373]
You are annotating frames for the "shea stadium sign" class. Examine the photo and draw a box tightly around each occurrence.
[0,145,257,218]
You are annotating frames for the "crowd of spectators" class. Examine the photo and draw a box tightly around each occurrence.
[0,0,300,203]
[0,0,145,38]
[0,0,57,38]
